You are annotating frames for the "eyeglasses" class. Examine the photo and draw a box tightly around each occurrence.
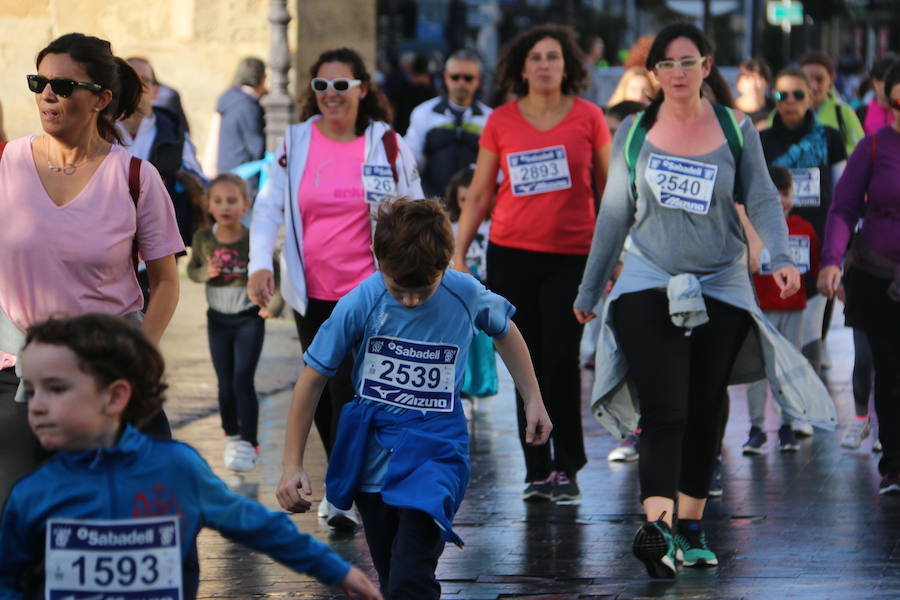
[774,90,807,102]
[310,77,362,93]
[447,73,476,83]
[654,56,706,72]
[27,74,104,97]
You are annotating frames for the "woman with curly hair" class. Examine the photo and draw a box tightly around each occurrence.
[248,47,423,530]
[453,24,612,503]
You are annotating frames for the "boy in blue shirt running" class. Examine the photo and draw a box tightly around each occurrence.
[276,197,552,599]
[0,313,380,600]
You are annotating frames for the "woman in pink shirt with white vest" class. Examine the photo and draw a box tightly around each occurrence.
[248,48,422,530]
[0,33,183,506]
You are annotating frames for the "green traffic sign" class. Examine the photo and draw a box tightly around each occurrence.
[767,1,804,26]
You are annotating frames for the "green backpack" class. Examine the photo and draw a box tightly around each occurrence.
[624,103,745,204]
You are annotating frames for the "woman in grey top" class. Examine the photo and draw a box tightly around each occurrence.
[574,24,803,579]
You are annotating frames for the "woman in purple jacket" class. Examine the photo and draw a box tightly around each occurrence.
[818,62,900,496]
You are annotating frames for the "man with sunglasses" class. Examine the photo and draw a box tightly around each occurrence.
[405,49,491,198]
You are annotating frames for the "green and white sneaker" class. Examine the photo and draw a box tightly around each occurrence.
[632,513,677,579]
[674,520,718,567]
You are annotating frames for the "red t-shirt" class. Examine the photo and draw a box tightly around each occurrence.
[480,98,610,254]
[753,215,820,311]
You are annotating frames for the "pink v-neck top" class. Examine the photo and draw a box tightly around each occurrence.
[0,137,184,334]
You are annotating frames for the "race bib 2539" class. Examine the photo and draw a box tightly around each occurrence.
[360,336,457,412]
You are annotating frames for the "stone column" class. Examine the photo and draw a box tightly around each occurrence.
[262,0,295,152]
[295,0,377,95]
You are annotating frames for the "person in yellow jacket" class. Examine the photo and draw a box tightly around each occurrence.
[800,50,864,156]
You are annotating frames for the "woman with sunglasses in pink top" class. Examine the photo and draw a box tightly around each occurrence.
[247,48,422,531]
[0,33,183,507]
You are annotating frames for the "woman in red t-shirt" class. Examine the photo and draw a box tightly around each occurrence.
[453,24,611,503]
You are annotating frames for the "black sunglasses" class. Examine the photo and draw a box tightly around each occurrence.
[447,73,475,83]
[774,89,806,102]
[27,74,105,98]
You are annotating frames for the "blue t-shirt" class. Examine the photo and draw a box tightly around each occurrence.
[305,269,514,489]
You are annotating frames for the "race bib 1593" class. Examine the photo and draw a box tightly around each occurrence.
[506,145,572,197]
[646,153,718,215]
[45,516,182,600]
[360,336,457,412]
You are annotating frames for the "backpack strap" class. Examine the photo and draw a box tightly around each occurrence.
[128,156,141,271]
[711,103,745,204]
[624,111,648,200]
[381,129,400,184]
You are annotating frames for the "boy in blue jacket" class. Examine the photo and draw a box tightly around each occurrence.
[0,312,380,600]
[276,197,552,599]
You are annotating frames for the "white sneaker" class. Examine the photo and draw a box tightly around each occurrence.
[326,502,360,532]
[607,433,639,462]
[223,435,240,467]
[840,418,870,450]
[873,426,883,452]
[225,440,258,472]
[792,422,814,438]
[317,496,330,518]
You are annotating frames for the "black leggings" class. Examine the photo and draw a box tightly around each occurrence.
[614,290,751,500]
[208,308,265,446]
[846,268,900,475]
[294,299,355,457]
[487,243,587,482]
[356,493,444,599]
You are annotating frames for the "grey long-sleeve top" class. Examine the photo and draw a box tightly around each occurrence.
[575,113,792,313]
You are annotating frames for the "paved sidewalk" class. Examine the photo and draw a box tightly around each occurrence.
[164,278,900,599]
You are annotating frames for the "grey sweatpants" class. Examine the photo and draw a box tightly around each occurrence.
[746,310,803,429]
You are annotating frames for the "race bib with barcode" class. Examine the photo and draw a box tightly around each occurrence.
[759,235,810,275]
[506,145,572,196]
[645,153,718,215]
[789,168,821,207]
[360,337,457,412]
[362,164,397,204]
[45,516,182,600]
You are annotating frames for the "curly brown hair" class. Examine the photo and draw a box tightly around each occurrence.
[373,197,454,288]
[298,48,393,136]
[24,313,168,428]
[494,24,588,98]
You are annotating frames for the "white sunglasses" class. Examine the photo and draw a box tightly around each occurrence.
[310,77,362,93]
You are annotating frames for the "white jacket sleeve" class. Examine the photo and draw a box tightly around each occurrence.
[395,134,424,200]
[403,105,427,168]
[248,135,288,274]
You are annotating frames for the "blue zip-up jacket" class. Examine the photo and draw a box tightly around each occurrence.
[0,425,350,599]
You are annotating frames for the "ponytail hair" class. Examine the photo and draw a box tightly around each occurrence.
[36,33,142,144]
[641,22,715,130]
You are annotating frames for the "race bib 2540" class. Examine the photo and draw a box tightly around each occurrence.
[646,153,718,215]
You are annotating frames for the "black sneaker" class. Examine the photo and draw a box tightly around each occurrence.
[552,472,581,502]
[879,473,900,496]
[522,472,556,502]
[633,513,677,579]
[778,424,799,452]
[742,426,767,455]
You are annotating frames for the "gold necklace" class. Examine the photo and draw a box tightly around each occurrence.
[45,136,89,175]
